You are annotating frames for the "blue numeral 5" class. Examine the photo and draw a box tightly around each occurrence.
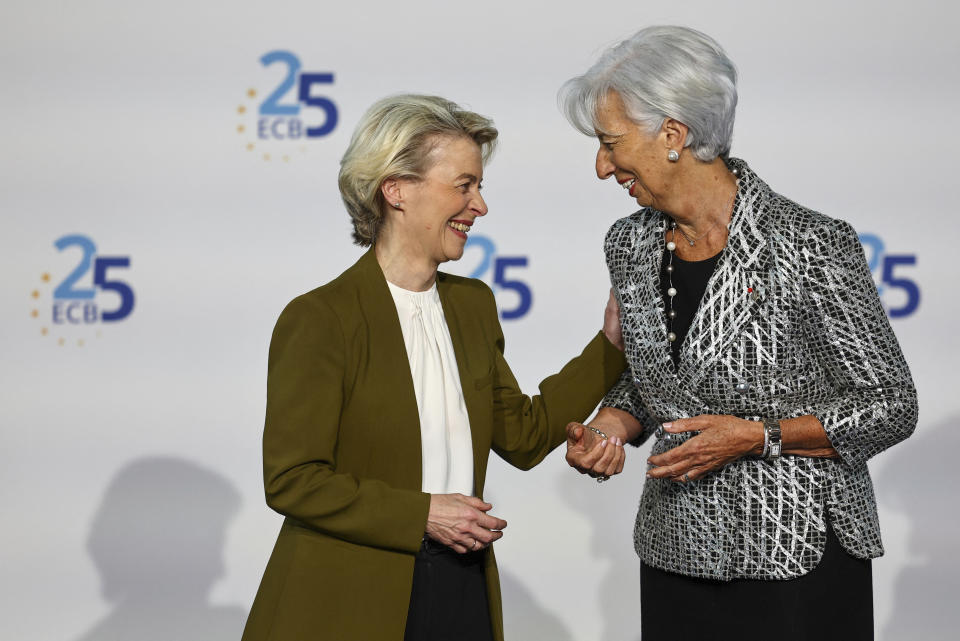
[94,257,135,321]
[494,257,532,320]
[298,73,338,137]
[881,255,920,318]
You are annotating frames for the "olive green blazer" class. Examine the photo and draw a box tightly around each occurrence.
[242,249,626,641]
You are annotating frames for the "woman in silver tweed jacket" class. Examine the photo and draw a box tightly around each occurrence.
[560,26,917,640]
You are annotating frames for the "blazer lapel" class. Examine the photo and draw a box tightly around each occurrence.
[679,164,774,391]
[613,212,703,411]
[435,273,489,494]
[352,249,424,486]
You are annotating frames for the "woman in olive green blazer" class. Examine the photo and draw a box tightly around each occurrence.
[242,95,626,641]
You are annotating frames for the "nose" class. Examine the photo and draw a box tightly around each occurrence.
[472,191,488,217]
[596,146,615,180]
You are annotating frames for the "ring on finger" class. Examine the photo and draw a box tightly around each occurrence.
[682,473,691,483]
[596,475,610,483]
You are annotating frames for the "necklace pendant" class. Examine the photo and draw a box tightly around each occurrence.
[687,238,695,246]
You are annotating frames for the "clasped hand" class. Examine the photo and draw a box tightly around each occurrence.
[426,494,507,554]
[647,414,761,482]
[565,414,762,483]
[565,422,626,479]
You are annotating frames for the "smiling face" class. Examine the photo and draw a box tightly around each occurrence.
[594,91,677,210]
[387,135,487,269]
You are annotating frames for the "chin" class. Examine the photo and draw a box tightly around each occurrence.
[441,244,466,264]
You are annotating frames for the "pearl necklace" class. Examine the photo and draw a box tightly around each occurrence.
[664,226,681,345]
[665,167,740,349]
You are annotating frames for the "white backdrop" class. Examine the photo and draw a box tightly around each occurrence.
[1,1,957,639]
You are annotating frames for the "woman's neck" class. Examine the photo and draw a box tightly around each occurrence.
[662,158,738,259]
[375,234,438,292]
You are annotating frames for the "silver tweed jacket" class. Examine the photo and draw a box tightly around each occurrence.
[603,158,918,581]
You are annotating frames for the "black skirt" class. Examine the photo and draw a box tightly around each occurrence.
[404,538,494,641]
[640,525,873,640]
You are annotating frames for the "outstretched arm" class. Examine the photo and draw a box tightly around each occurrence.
[490,288,627,469]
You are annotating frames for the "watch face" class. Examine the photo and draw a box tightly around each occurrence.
[762,418,782,460]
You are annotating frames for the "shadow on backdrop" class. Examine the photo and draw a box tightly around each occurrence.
[499,569,574,641]
[75,456,246,641]
[878,416,960,641]
[558,461,644,641]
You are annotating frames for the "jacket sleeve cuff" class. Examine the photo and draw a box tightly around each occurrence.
[811,383,918,469]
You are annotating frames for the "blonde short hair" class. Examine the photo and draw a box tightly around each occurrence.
[338,94,498,246]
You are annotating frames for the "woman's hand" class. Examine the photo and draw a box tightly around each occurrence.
[565,422,625,480]
[646,415,763,482]
[603,289,624,352]
[426,494,507,554]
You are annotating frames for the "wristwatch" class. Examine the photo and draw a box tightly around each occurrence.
[762,417,782,462]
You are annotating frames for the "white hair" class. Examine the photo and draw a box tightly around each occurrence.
[559,26,738,161]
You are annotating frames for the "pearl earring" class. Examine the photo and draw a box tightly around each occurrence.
[667,149,680,162]
[394,202,401,208]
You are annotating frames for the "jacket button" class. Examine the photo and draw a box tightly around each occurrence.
[734,381,751,393]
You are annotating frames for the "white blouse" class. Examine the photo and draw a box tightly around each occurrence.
[386,280,475,496]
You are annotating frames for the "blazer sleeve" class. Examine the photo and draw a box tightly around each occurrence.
[261,294,430,554]
[484,289,628,470]
[599,370,662,446]
[597,215,663,445]
[800,218,918,468]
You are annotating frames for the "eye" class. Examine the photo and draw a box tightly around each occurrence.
[458,182,471,193]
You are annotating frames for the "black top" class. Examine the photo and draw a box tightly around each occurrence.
[660,246,721,365]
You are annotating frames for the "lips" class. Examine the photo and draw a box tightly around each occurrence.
[447,219,471,238]
[621,177,636,195]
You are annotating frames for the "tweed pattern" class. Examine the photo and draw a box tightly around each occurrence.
[602,158,917,580]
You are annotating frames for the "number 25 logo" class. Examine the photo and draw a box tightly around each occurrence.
[859,233,919,319]
[465,236,532,320]
[259,50,337,138]
[53,235,134,322]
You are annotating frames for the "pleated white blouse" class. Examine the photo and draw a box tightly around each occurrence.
[386,280,474,496]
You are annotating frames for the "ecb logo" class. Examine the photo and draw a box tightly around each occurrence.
[30,235,135,346]
[236,50,338,161]
[859,234,919,319]
[462,235,532,321]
